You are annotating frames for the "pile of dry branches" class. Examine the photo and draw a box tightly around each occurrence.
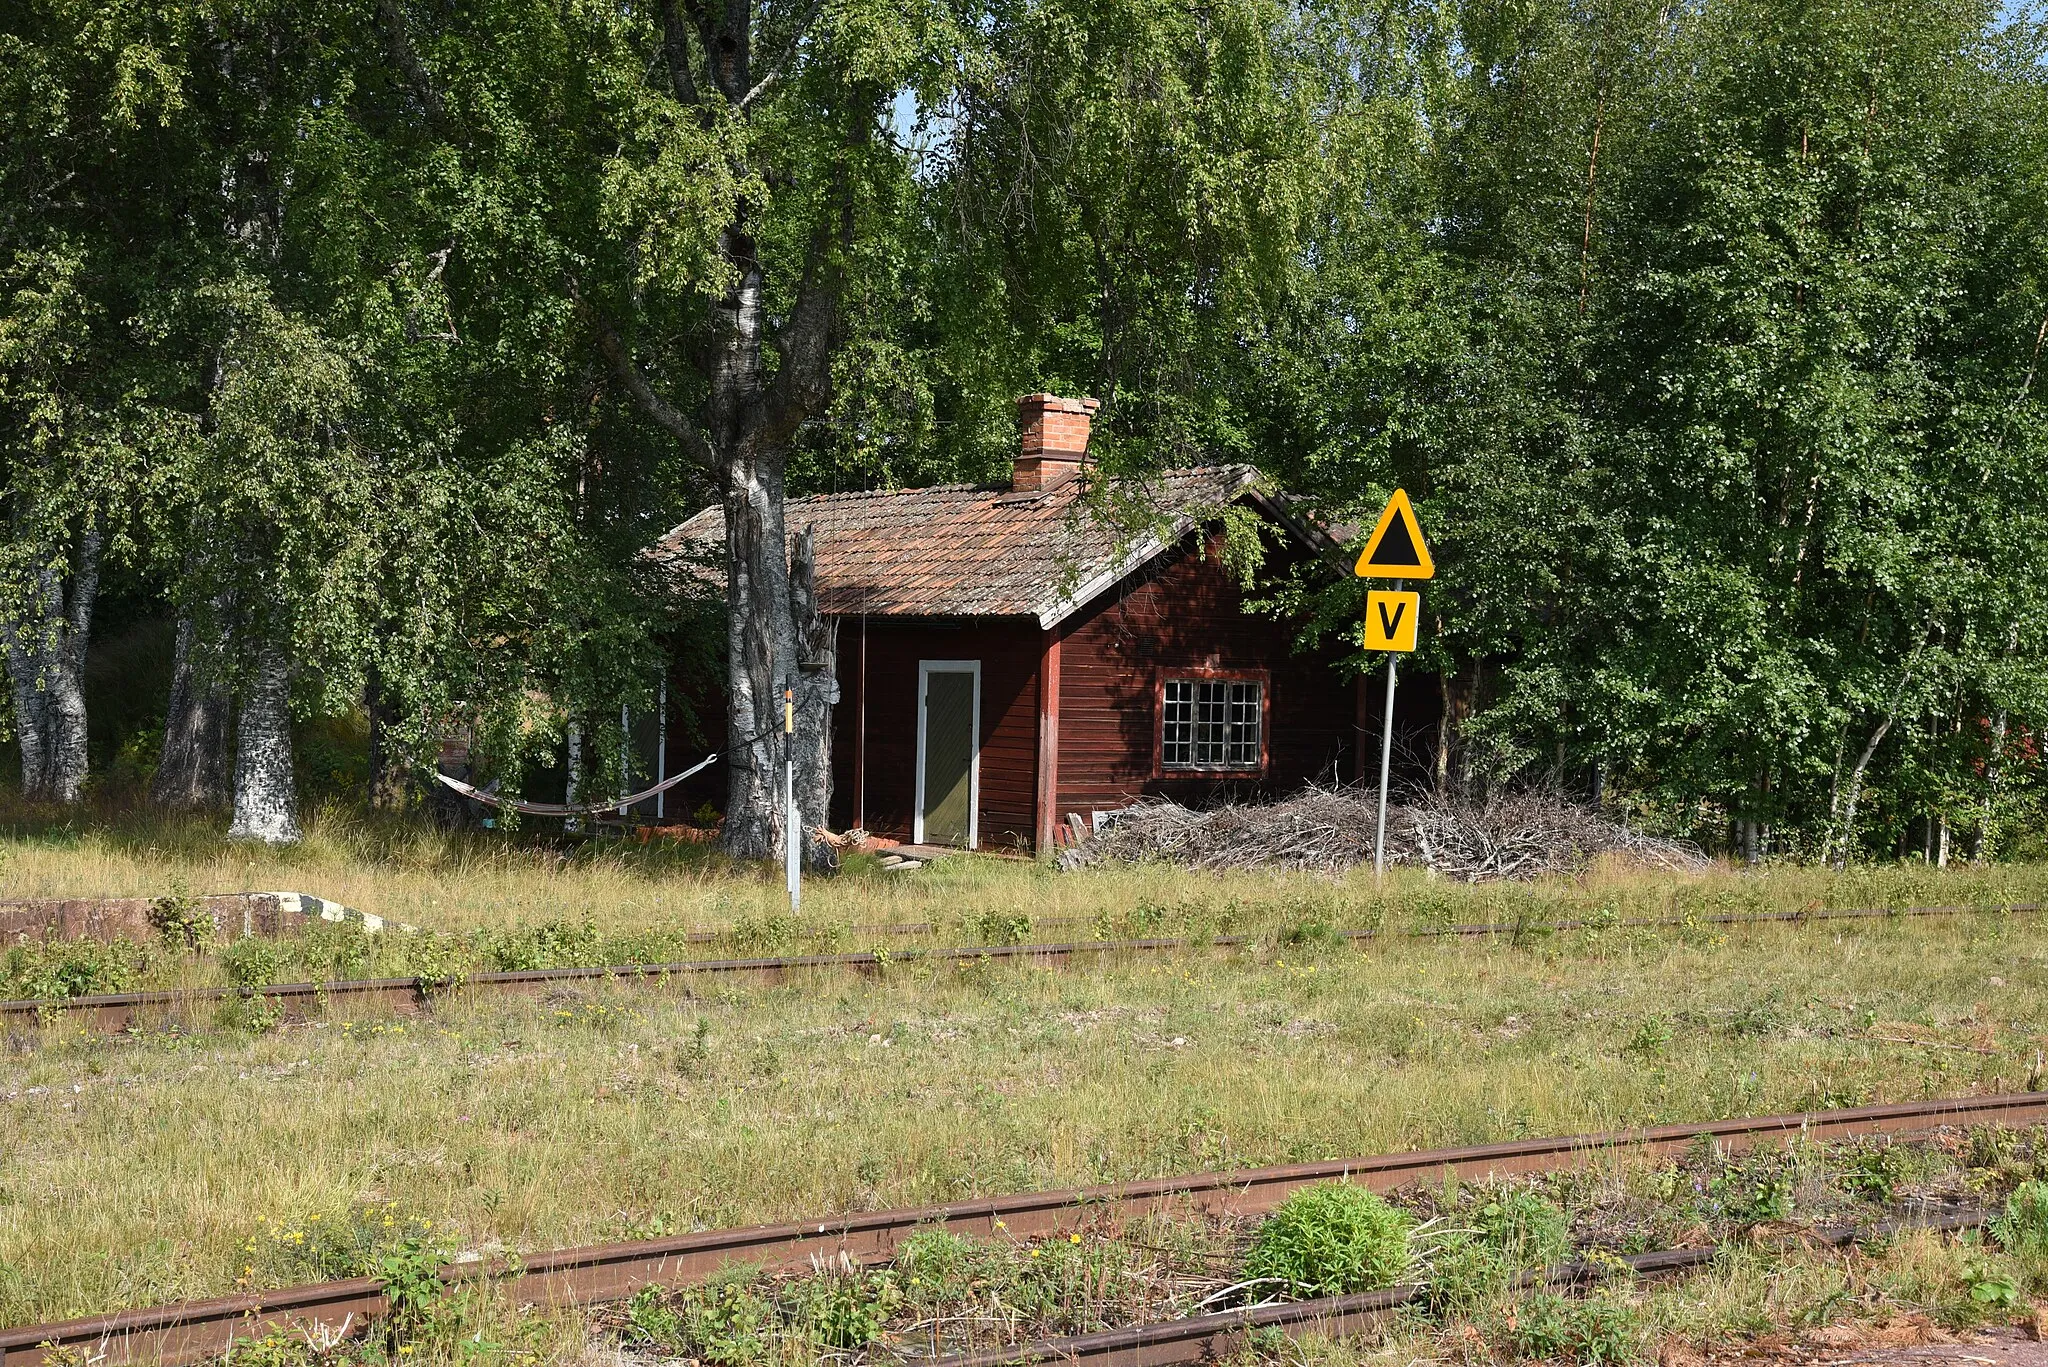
[1058,784,1706,881]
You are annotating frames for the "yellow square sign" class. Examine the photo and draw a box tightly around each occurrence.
[1363,589,1420,653]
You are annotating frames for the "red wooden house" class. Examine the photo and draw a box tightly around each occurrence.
[651,395,1375,853]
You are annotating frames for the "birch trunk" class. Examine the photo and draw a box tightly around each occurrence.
[227,641,300,843]
[565,721,584,834]
[1830,714,1895,870]
[153,612,233,808]
[1975,707,2009,863]
[722,448,797,861]
[579,7,851,867]
[2,527,99,802]
[788,525,838,870]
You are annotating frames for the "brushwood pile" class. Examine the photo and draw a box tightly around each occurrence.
[1058,786,1707,881]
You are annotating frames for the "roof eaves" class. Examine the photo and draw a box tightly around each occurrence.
[1033,532,1171,630]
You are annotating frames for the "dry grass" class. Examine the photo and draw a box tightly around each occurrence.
[3,889,2045,1326]
[2,797,2043,942]
[5,801,2048,1344]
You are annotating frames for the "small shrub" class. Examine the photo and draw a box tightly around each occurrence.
[1474,1189,1573,1265]
[897,1229,973,1303]
[1708,1157,1793,1222]
[1504,1290,1574,1359]
[220,992,285,1034]
[1282,915,1344,948]
[1729,994,1783,1038]
[1623,1017,1673,1058]
[1840,1141,1914,1203]
[798,1269,900,1349]
[1962,1262,2021,1316]
[1501,1291,1643,1364]
[677,1016,713,1076]
[1245,1182,1412,1295]
[477,919,603,972]
[374,1234,450,1346]
[724,914,832,956]
[625,1287,683,1349]
[222,938,283,989]
[5,939,145,1000]
[148,885,209,950]
[680,1278,773,1366]
[1119,901,1169,937]
[972,911,1031,946]
[297,923,373,982]
[1429,1190,1573,1310]
[1427,1235,1506,1310]
[240,1203,442,1283]
[398,933,469,992]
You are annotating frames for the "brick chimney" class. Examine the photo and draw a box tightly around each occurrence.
[1014,393,1100,492]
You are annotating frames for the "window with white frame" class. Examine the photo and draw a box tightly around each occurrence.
[1161,678,1262,769]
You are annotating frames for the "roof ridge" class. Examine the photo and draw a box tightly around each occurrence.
[790,480,995,504]
[788,463,1252,506]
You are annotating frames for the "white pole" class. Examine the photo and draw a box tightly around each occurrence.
[785,688,800,911]
[1375,654,1398,878]
[619,703,631,817]
[655,677,668,822]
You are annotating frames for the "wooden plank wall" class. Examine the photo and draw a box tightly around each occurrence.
[829,619,1042,850]
[1053,530,1359,822]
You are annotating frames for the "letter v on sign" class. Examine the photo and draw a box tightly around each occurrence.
[1364,590,1420,653]
[1354,488,1434,579]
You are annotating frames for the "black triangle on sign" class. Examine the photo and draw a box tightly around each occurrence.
[1367,512,1422,569]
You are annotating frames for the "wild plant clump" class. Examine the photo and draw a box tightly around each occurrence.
[1497,1289,1643,1365]
[1,937,148,1001]
[1991,1180,2048,1262]
[1245,1182,1414,1295]
[1426,1188,1574,1309]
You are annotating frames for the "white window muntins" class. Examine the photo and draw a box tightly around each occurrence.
[1162,679,1261,769]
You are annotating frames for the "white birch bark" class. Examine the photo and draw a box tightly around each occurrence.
[789,525,837,870]
[2,527,99,803]
[227,641,300,843]
[565,722,583,833]
[722,450,797,861]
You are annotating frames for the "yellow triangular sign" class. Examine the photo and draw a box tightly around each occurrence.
[1353,488,1434,579]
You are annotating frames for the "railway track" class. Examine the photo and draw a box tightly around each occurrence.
[3,897,2039,1036]
[3,1092,2042,1367]
[925,1207,1992,1367]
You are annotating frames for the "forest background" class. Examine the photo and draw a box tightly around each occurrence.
[2,0,2046,865]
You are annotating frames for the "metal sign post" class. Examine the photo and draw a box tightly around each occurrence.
[1375,653,1398,877]
[1354,489,1434,881]
[785,688,800,912]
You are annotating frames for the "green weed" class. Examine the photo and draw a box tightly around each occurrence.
[1246,1182,1413,1295]
[3,938,145,1000]
[972,910,1032,946]
[1990,1180,2048,1261]
[1500,1290,1643,1364]
[147,884,209,950]
[221,938,283,989]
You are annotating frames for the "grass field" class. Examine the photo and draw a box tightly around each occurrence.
[4,803,2048,1360]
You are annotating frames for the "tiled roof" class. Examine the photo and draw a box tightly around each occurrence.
[648,465,1271,627]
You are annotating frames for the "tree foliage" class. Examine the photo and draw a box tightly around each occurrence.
[0,0,2043,861]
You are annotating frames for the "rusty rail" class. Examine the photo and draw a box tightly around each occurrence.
[3,899,2040,1037]
[3,1092,2041,1367]
[927,1206,1991,1366]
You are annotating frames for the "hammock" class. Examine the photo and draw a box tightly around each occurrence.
[433,751,721,817]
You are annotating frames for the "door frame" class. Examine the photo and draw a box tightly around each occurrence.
[914,659,982,849]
